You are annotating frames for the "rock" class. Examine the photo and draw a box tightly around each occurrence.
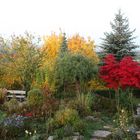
[103,125,113,130]
[128,126,137,134]
[92,130,112,139]
[47,136,54,140]
[72,135,84,140]
[85,116,98,121]
[136,131,140,140]
[134,114,140,119]
[137,107,140,115]
[134,114,140,127]
[90,138,102,140]
[73,132,80,136]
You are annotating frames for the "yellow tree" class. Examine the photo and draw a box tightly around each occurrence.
[68,34,99,63]
[41,33,63,69]
[42,33,99,91]
[0,33,42,91]
[0,37,20,88]
[42,33,99,68]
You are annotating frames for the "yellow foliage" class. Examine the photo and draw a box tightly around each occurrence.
[42,33,99,69]
[41,33,63,68]
[54,108,79,126]
[68,34,99,63]
[88,79,108,91]
[0,65,22,88]
[41,33,99,91]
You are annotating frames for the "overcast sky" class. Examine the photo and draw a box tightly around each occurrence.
[0,0,140,46]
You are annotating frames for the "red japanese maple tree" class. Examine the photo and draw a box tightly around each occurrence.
[100,54,140,90]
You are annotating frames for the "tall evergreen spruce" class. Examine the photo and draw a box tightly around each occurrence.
[101,10,138,60]
[59,33,68,57]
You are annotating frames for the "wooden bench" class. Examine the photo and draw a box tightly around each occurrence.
[6,90,26,101]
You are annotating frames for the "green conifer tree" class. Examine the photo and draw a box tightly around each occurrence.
[59,33,68,57]
[101,9,138,60]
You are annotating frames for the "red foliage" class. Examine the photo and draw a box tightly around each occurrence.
[100,54,140,90]
[24,112,33,117]
[17,112,33,117]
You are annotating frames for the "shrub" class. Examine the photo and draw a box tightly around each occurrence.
[53,108,79,127]
[100,54,140,117]
[0,114,28,139]
[93,95,116,112]
[73,119,87,134]
[2,114,27,128]
[27,89,43,107]
[41,95,59,117]
[54,124,74,139]
[135,116,140,128]
[0,110,7,124]
[72,93,94,116]
[48,53,98,93]
[0,88,7,104]
[46,108,87,138]
[88,78,108,91]
[4,98,19,114]
[100,54,140,90]
[17,101,30,115]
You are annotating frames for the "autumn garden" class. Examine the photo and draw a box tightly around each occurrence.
[0,10,140,140]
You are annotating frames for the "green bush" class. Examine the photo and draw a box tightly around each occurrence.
[94,89,140,98]
[4,98,19,114]
[0,110,7,124]
[0,114,28,139]
[27,89,43,107]
[53,108,79,127]
[73,119,87,134]
[72,93,94,116]
[135,116,140,128]
[54,124,74,139]
[41,96,59,117]
[93,95,116,113]
[47,108,87,139]
[48,53,98,93]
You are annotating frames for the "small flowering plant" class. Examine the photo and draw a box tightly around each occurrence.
[2,114,28,128]
[25,129,37,138]
[17,112,33,117]
[23,112,33,117]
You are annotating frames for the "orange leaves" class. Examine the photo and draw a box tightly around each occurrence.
[68,34,99,63]
[42,33,99,69]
